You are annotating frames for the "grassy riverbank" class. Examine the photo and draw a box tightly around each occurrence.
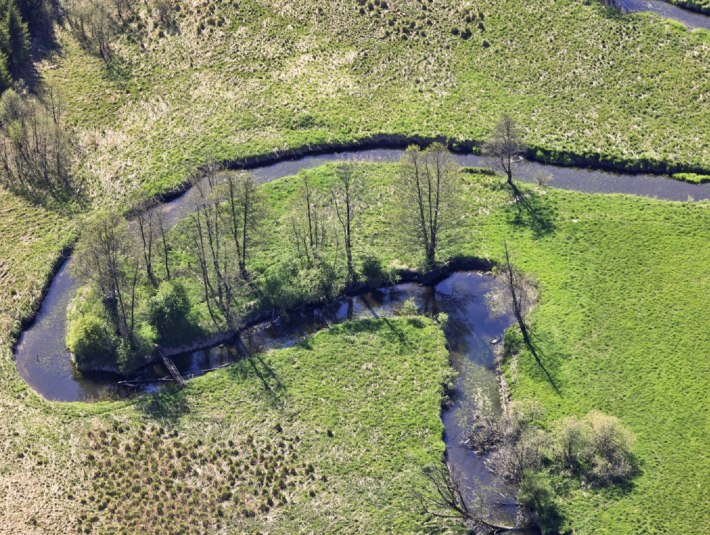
[1,162,708,533]
[1,317,453,533]
[666,0,710,15]
[185,161,707,534]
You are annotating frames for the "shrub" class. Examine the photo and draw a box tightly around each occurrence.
[397,297,419,316]
[67,312,118,372]
[147,280,191,343]
[553,411,635,485]
[518,471,562,532]
[261,259,343,311]
[360,254,396,288]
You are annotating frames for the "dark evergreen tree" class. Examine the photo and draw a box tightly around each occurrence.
[2,1,30,75]
[14,0,51,37]
[0,50,11,92]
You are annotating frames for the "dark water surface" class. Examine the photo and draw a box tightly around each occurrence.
[619,0,710,29]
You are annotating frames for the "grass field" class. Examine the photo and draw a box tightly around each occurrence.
[39,0,710,206]
[1,317,453,533]
[185,161,708,534]
[0,0,708,531]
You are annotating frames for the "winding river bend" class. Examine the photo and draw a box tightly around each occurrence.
[15,148,710,402]
[13,146,710,531]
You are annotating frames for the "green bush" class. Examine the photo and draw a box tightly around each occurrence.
[360,254,396,288]
[66,312,119,372]
[518,470,561,532]
[261,260,343,312]
[116,322,156,375]
[553,411,635,486]
[147,280,191,343]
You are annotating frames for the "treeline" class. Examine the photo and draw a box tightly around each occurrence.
[64,0,178,65]
[0,88,77,199]
[66,144,465,375]
[0,0,53,91]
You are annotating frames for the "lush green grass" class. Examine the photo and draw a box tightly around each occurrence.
[666,0,710,15]
[146,160,710,533]
[176,161,708,534]
[1,317,452,533]
[1,161,708,533]
[1,0,709,527]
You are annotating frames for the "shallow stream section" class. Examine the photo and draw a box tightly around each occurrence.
[618,0,710,29]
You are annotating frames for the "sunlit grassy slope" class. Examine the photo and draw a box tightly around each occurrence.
[42,0,710,202]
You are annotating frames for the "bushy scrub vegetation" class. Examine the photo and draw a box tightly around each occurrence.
[0,88,79,200]
[65,147,465,366]
[68,209,163,374]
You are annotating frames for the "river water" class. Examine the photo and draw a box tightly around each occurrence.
[619,0,710,29]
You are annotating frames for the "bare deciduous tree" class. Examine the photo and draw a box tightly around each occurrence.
[398,143,459,268]
[65,0,120,63]
[137,211,158,287]
[417,462,519,532]
[188,169,260,330]
[220,172,263,279]
[72,209,142,340]
[483,115,526,187]
[156,210,171,281]
[0,89,75,198]
[290,174,330,268]
[331,162,363,284]
[191,196,238,330]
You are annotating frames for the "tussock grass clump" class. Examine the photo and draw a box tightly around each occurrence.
[79,421,317,533]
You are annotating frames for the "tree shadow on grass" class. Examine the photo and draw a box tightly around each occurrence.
[508,182,557,238]
[135,386,191,424]
[227,335,287,408]
[504,329,564,396]
[358,297,412,346]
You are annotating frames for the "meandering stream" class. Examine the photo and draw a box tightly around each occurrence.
[14,144,710,531]
[15,147,710,403]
